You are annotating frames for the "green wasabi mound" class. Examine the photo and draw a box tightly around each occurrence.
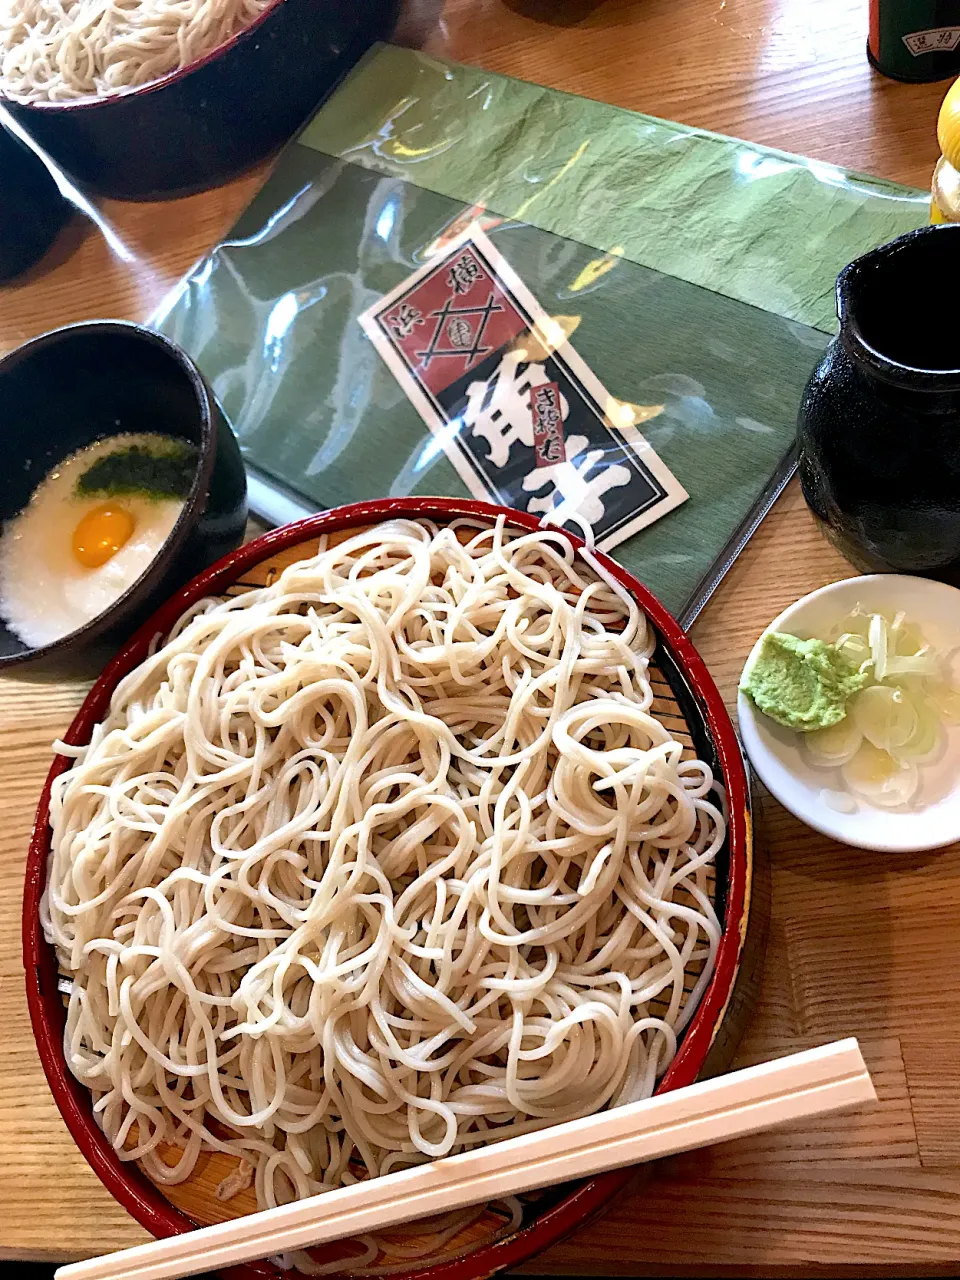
[739,631,869,732]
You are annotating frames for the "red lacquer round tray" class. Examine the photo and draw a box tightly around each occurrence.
[23,497,752,1280]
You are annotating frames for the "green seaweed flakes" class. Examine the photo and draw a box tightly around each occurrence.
[76,441,198,502]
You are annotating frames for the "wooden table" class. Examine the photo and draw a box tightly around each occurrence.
[0,0,956,1274]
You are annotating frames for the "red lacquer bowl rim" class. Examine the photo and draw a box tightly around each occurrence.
[22,496,750,1280]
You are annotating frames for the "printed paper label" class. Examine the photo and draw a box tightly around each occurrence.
[359,225,686,551]
[903,26,960,54]
[530,381,567,468]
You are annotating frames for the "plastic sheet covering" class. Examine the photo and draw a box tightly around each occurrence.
[154,44,928,621]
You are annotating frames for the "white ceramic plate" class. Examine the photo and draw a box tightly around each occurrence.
[737,574,960,852]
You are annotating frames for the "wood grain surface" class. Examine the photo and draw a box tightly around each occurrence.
[1,0,957,1274]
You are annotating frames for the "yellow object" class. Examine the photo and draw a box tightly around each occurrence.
[568,248,623,294]
[72,503,135,568]
[932,78,960,222]
[932,155,960,223]
[605,396,664,428]
[508,315,581,363]
[938,78,960,170]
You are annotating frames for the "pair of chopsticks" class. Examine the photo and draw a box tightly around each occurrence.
[57,1037,874,1280]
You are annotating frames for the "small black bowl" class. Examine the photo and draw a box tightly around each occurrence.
[0,0,399,200]
[0,320,248,668]
[0,124,72,281]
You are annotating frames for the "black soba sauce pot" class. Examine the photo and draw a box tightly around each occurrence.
[797,224,960,578]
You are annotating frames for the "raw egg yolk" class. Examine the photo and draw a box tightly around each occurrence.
[72,504,136,569]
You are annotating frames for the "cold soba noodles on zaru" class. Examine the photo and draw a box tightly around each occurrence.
[43,518,725,1226]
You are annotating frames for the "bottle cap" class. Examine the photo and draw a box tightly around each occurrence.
[938,76,960,171]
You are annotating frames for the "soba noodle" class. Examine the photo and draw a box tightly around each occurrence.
[42,518,725,1227]
[0,0,271,103]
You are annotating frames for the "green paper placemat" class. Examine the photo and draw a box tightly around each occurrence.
[155,45,928,622]
[301,45,929,334]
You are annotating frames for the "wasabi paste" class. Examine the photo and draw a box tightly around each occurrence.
[739,631,869,732]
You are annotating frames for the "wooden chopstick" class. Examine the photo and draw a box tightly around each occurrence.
[56,1038,874,1280]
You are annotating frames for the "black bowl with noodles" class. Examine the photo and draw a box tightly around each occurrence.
[0,320,248,668]
[0,0,400,199]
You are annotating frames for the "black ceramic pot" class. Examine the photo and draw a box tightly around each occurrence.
[797,224,960,577]
[0,321,248,667]
[0,0,399,200]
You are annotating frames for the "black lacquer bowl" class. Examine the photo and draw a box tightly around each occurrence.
[0,0,399,199]
[0,320,247,668]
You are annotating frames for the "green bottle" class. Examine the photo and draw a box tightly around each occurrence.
[869,0,960,81]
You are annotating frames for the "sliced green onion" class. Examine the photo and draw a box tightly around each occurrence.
[819,788,857,814]
[833,606,872,641]
[770,600,951,815]
[805,717,863,766]
[842,742,919,808]
[868,613,889,682]
[892,699,943,764]
[851,685,918,753]
[882,650,941,680]
[890,613,925,657]
[835,633,872,671]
